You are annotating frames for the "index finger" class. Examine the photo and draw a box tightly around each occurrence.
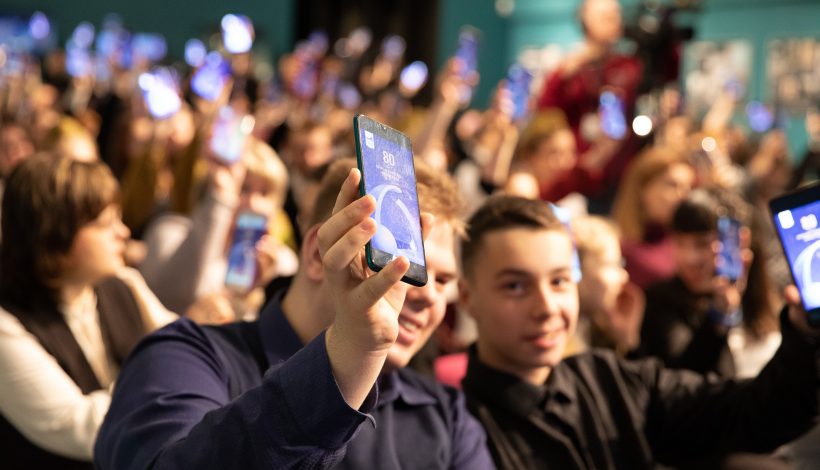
[332,168,364,215]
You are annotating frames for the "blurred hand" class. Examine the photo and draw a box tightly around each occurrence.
[208,159,246,204]
[610,281,645,352]
[253,235,280,290]
[436,58,479,108]
[785,286,820,337]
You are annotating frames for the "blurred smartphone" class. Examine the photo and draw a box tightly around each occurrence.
[455,26,480,76]
[138,68,181,120]
[210,106,255,165]
[184,38,207,68]
[399,61,428,95]
[506,63,533,121]
[131,33,167,63]
[221,14,254,54]
[599,90,627,139]
[769,182,820,326]
[381,34,406,62]
[337,82,362,110]
[191,52,231,101]
[66,47,92,78]
[225,212,268,292]
[353,114,427,287]
[746,101,774,133]
[716,217,743,282]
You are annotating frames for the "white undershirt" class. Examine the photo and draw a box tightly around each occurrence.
[0,267,176,460]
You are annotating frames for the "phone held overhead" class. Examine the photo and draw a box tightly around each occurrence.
[770,182,820,326]
[353,114,428,287]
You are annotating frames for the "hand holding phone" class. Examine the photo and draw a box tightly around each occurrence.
[191,52,231,101]
[225,212,268,292]
[769,182,820,326]
[354,114,427,287]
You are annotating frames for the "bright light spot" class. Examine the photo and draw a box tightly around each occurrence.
[221,14,253,54]
[632,115,653,136]
[29,12,50,40]
[701,136,717,152]
[185,39,207,67]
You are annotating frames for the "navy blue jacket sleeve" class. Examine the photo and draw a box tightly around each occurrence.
[94,319,376,470]
[446,387,497,469]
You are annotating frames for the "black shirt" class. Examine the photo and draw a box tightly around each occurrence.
[463,309,819,470]
[636,276,736,377]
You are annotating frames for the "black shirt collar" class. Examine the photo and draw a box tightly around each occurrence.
[463,344,576,417]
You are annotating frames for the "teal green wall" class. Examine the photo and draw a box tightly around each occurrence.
[439,0,820,156]
[1,0,295,59]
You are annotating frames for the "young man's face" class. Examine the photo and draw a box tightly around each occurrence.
[385,221,458,370]
[461,228,579,384]
[673,231,719,294]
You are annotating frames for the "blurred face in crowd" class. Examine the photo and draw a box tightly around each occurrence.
[462,228,579,385]
[239,172,278,219]
[579,234,628,317]
[59,204,130,287]
[0,125,35,177]
[293,126,333,176]
[385,221,458,370]
[673,231,718,294]
[582,0,623,46]
[641,163,694,228]
[529,129,577,182]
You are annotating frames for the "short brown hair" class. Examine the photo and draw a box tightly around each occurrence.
[0,154,119,306]
[309,157,465,235]
[461,195,565,278]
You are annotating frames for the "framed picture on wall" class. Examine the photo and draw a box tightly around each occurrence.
[767,37,820,115]
[682,39,753,118]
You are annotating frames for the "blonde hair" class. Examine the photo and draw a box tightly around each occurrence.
[243,136,288,207]
[612,146,691,241]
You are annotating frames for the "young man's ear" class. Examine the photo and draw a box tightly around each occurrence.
[458,278,476,320]
[300,224,324,283]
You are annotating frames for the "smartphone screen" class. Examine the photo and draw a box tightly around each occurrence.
[506,63,532,121]
[354,115,427,287]
[138,68,181,120]
[599,91,627,139]
[191,52,230,101]
[455,27,479,76]
[769,183,820,325]
[399,61,428,93]
[211,106,255,165]
[225,212,268,292]
[716,217,743,282]
[221,14,254,54]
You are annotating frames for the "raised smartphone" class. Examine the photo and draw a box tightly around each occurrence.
[716,217,743,282]
[353,114,427,287]
[769,182,820,326]
[506,63,533,121]
[210,106,255,165]
[225,212,268,292]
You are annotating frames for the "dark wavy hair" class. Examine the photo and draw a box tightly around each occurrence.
[0,154,119,307]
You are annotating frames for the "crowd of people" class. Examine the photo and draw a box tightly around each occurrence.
[1,0,819,468]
